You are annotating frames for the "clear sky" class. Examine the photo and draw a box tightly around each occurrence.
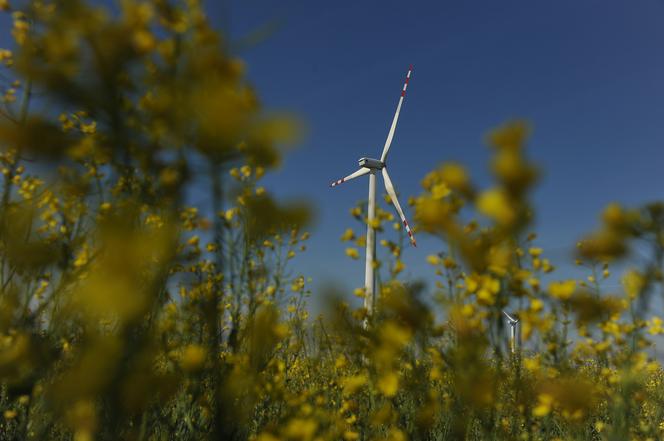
[2,0,664,298]
[213,0,664,295]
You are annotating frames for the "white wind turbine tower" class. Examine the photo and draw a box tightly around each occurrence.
[503,311,520,354]
[330,65,417,320]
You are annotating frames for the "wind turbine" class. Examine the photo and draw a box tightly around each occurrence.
[330,65,416,320]
[503,311,520,354]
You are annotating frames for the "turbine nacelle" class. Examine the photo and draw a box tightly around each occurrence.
[358,157,384,170]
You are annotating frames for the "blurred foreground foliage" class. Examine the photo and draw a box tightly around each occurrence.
[1,1,664,441]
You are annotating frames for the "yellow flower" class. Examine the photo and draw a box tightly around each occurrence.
[283,418,317,441]
[393,260,405,274]
[431,182,451,199]
[466,274,500,305]
[602,202,625,228]
[340,228,355,242]
[80,121,97,134]
[4,409,17,419]
[523,356,540,373]
[59,114,74,132]
[414,195,454,232]
[528,277,540,290]
[180,345,207,372]
[291,277,305,292]
[343,431,360,441]
[273,323,289,339]
[477,288,495,305]
[74,244,89,268]
[0,49,12,63]
[461,304,474,317]
[488,120,530,151]
[380,321,412,348]
[224,208,237,221]
[465,274,480,293]
[487,246,510,276]
[548,280,576,301]
[477,189,515,226]
[622,269,645,299]
[528,247,542,257]
[648,317,664,335]
[385,428,407,441]
[132,29,156,53]
[255,433,280,441]
[533,393,554,417]
[0,0,10,12]
[12,14,29,46]
[426,255,440,266]
[440,163,470,192]
[345,248,359,260]
[530,298,544,312]
[342,374,368,395]
[353,287,366,298]
[377,372,399,397]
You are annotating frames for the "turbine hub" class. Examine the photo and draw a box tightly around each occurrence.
[358,157,384,169]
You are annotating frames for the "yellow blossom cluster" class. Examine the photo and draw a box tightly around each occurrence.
[0,2,663,440]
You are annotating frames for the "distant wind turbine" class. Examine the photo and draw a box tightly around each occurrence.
[330,65,417,320]
[503,311,520,354]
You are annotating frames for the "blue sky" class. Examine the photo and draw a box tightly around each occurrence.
[211,0,664,295]
[2,0,664,299]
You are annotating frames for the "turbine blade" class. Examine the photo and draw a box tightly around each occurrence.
[503,310,517,323]
[380,65,413,163]
[381,167,416,247]
[330,167,370,187]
